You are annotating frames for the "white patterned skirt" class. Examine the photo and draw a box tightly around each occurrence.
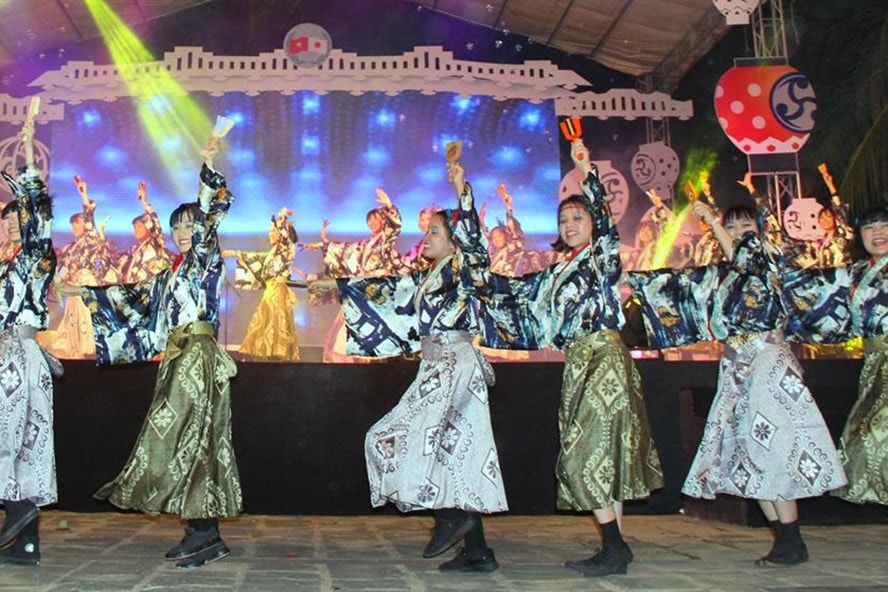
[364,331,508,513]
[682,330,846,500]
[0,326,57,506]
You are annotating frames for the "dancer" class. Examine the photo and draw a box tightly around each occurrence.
[70,127,241,569]
[0,117,59,567]
[304,188,405,362]
[692,180,725,267]
[116,180,173,283]
[402,206,435,272]
[784,204,888,506]
[480,184,556,276]
[223,207,300,361]
[480,136,663,577]
[627,181,846,568]
[338,157,506,572]
[51,175,118,359]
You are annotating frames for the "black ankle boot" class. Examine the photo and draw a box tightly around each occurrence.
[0,500,39,550]
[755,521,808,567]
[565,543,633,571]
[165,518,221,560]
[0,515,39,566]
[423,510,478,558]
[438,547,499,572]
[574,544,629,577]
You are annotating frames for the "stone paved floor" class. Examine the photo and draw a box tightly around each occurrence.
[1,512,886,591]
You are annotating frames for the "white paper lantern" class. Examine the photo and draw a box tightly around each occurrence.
[712,0,760,26]
[630,141,679,200]
[560,160,629,224]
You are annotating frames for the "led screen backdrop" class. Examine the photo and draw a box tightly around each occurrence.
[44,90,563,349]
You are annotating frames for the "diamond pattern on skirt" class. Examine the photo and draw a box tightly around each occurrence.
[730,462,753,494]
[149,400,180,439]
[751,412,777,450]
[0,362,22,397]
[377,435,397,460]
[416,478,440,505]
[439,421,462,455]
[419,371,441,398]
[483,448,501,485]
[778,367,806,402]
[796,449,824,485]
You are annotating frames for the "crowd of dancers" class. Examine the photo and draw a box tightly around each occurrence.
[0,117,884,580]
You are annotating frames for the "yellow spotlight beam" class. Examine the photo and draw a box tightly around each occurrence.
[651,204,691,269]
[85,0,211,196]
[679,147,718,200]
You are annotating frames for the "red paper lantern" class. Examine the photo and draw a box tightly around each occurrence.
[714,62,816,155]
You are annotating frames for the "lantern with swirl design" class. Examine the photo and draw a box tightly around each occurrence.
[714,60,816,156]
[559,161,629,224]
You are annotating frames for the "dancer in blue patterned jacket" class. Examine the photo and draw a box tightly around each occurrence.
[70,128,241,570]
[0,118,58,567]
[784,204,888,507]
[628,187,846,568]
[480,136,663,578]
[338,158,506,573]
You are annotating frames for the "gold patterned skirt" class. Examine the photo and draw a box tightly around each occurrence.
[51,295,96,359]
[239,278,300,361]
[94,321,242,519]
[556,329,663,511]
[833,334,888,505]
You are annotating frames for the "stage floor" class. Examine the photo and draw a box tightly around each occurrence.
[6,512,888,591]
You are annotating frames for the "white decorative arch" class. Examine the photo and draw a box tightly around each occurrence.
[1,45,693,123]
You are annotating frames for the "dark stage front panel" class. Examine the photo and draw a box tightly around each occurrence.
[53,358,883,524]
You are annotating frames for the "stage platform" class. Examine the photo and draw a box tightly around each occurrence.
[53,358,885,524]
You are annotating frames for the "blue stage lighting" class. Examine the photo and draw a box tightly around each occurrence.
[363,147,391,167]
[519,109,541,128]
[302,95,320,113]
[81,110,102,127]
[492,146,524,168]
[374,110,395,127]
[97,145,126,168]
[451,96,475,114]
[301,136,320,154]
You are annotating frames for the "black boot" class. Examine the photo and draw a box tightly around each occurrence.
[0,515,39,566]
[423,509,478,558]
[166,519,226,560]
[438,516,498,573]
[576,543,629,577]
[756,520,808,567]
[755,519,785,566]
[0,500,39,550]
[173,518,230,569]
[565,519,633,572]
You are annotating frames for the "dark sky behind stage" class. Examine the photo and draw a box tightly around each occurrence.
[45,90,566,348]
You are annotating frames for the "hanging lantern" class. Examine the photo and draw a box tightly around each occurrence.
[714,60,816,155]
[712,0,761,26]
[631,141,680,200]
[560,160,629,224]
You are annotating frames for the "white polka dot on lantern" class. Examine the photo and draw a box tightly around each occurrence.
[731,100,744,114]
[715,85,724,99]
[752,116,766,129]
[748,83,762,97]
[718,116,728,129]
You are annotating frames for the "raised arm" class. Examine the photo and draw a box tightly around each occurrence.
[693,200,734,259]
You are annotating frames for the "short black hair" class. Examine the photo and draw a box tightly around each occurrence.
[852,204,888,258]
[1,200,19,218]
[722,203,763,231]
[170,202,199,227]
